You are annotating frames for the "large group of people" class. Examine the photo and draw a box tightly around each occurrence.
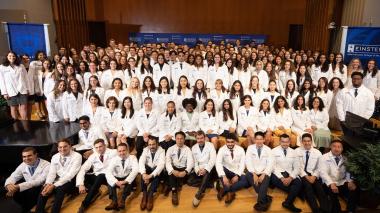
[1,39,377,212]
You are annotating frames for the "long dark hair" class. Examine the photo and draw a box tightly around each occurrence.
[121,96,134,118]
[226,58,234,75]
[142,76,156,93]
[229,80,244,105]
[293,95,307,111]
[332,53,344,74]
[309,96,325,111]
[222,99,234,121]
[316,54,329,72]
[140,56,153,75]
[363,59,378,78]
[316,77,329,93]
[165,101,177,116]
[203,99,216,117]
[273,96,289,113]
[177,75,190,95]
[192,79,207,99]
[259,99,271,112]
[67,78,83,94]
[2,51,21,66]
[88,94,103,106]
[157,76,171,94]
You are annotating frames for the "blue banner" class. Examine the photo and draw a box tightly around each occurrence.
[7,23,46,59]
[129,33,267,46]
[344,27,380,65]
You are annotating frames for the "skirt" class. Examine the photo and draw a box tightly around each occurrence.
[313,129,331,148]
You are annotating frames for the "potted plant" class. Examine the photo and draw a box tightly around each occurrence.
[346,143,380,209]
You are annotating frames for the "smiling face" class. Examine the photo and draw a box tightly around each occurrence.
[22,150,38,166]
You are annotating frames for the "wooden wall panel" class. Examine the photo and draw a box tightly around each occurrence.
[86,0,306,46]
[52,0,89,50]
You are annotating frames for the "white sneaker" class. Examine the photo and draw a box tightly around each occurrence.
[192,197,201,207]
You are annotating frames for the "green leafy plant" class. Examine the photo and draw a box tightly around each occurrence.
[0,94,7,107]
[346,143,380,192]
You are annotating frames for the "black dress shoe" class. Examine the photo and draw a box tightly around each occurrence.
[282,202,302,212]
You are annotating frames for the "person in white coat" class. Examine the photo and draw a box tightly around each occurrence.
[309,97,331,149]
[316,77,333,111]
[237,95,258,146]
[76,139,117,213]
[278,60,297,92]
[156,76,174,113]
[217,99,237,138]
[103,78,128,107]
[105,143,139,210]
[330,53,347,85]
[62,78,84,122]
[270,134,302,213]
[336,72,375,121]
[125,77,143,111]
[281,79,299,108]
[174,75,193,112]
[83,75,105,110]
[0,51,29,120]
[180,98,199,142]
[171,51,191,88]
[272,96,297,147]
[100,59,125,90]
[207,53,229,90]
[245,132,274,212]
[36,139,82,213]
[141,76,159,109]
[265,80,280,108]
[257,99,275,146]
[188,54,208,87]
[101,96,122,149]
[117,97,138,147]
[152,53,171,86]
[139,136,165,211]
[235,57,251,89]
[46,80,66,122]
[245,75,266,108]
[158,101,182,151]
[209,79,229,112]
[28,51,45,119]
[199,99,219,148]
[319,140,359,213]
[189,130,217,207]
[82,94,104,125]
[295,133,329,213]
[363,59,380,100]
[4,147,50,213]
[215,133,247,204]
[135,97,160,158]
[291,95,314,147]
[229,80,244,115]
[191,79,208,113]
[254,60,269,91]
[83,61,102,90]
[165,132,193,206]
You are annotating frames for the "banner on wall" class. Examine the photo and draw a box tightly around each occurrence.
[129,33,267,46]
[3,23,51,58]
[340,26,380,64]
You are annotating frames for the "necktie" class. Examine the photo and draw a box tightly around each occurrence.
[177,148,181,159]
[60,157,67,166]
[29,166,35,176]
[84,131,89,139]
[121,159,125,169]
[199,145,205,152]
[304,151,310,173]
[246,110,249,116]
[335,156,340,165]
[146,114,150,118]
[257,147,262,158]
[230,149,234,159]
[283,149,287,157]
[99,154,104,163]
[151,152,155,161]
[354,88,358,97]
[180,63,183,69]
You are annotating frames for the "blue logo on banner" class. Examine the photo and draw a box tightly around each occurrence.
[344,27,380,64]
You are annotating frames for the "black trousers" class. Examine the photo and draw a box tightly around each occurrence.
[187,169,214,196]
[159,140,176,152]
[220,167,248,193]
[301,177,329,213]
[141,166,160,195]
[271,174,302,205]
[246,172,271,204]
[169,167,187,191]
[136,136,159,159]
[35,180,76,213]
[110,177,132,202]
[324,182,358,213]
[81,174,107,208]
[13,185,42,212]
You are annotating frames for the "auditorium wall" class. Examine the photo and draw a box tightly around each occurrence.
[86,0,306,46]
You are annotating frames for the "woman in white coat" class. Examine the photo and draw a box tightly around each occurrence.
[291,95,313,147]
[83,61,102,90]
[189,54,208,87]
[235,57,251,89]
[309,97,331,149]
[117,97,138,148]
[192,79,208,113]
[229,80,244,115]
[255,60,269,91]
[174,75,193,112]
[209,79,229,112]
[83,75,105,109]
[265,80,280,108]
[126,77,142,111]
[207,53,229,90]
[103,78,127,107]
[278,60,297,92]
[237,95,258,146]
[199,99,219,149]
[330,53,347,84]
[316,77,333,111]
[152,53,171,86]
[157,101,182,151]
[62,78,83,122]
[363,59,380,100]
[46,80,66,122]
[82,93,104,125]
[245,75,265,108]
[28,51,46,119]
[281,79,299,108]
[141,76,159,110]
[101,96,121,148]
[124,57,140,88]
[257,99,275,146]
[180,98,199,143]
[100,59,125,90]
[138,56,154,87]
[217,99,237,140]
[156,76,174,113]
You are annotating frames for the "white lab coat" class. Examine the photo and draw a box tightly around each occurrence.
[156,90,174,113]
[273,108,293,129]
[100,69,125,90]
[236,69,252,90]
[192,142,216,174]
[246,144,273,176]
[165,145,193,174]
[330,64,347,85]
[209,89,229,112]
[152,63,171,86]
[171,61,191,87]
[75,125,107,151]
[256,110,275,132]
[217,111,237,135]
[271,146,300,179]
[62,91,84,122]
[46,92,64,122]
[264,91,281,108]
[188,65,208,86]
[135,108,160,137]
[139,146,165,177]
[100,108,122,132]
[216,145,245,177]
[309,109,330,130]
[180,111,199,133]
[255,70,269,91]
[316,90,333,111]
[0,64,29,96]
[319,152,352,186]
[237,106,258,135]
[291,108,312,146]
[43,73,56,95]
[363,71,380,99]
[173,88,193,112]
[199,111,219,135]
[124,68,140,88]
[125,89,142,111]
[103,89,128,107]
[281,90,299,108]
[141,90,159,109]
[83,71,102,90]
[119,112,138,138]
[26,60,41,95]
[278,70,297,92]
[295,147,322,178]
[207,64,230,90]
[82,105,104,125]
[46,151,82,187]
[311,64,332,86]
[106,155,139,186]
[244,88,265,108]
[157,113,182,142]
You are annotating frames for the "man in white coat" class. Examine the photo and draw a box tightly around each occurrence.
[336,71,375,121]
[36,139,82,213]
[139,136,165,211]
[319,140,358,213]
[165,131,193,206]
[189,130,217,207]
[4,147,50,213]
[77,139,117,213]
[245,131,274,212]
[171,51,191,88]
[105,143,139,210]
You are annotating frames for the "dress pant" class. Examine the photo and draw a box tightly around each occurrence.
[187,169,215,196]
[169,167,187,191]
[36,180,76,213]
[13,185,42,213]
[324,182,358,213]
[141,165,161,195]
[220,167,248,193]
[246,172,271,204]
[301,176,329,213]
[109,177,132,203]
[159,140,176,152]
[270,174,302,205]
[81,174,108,208]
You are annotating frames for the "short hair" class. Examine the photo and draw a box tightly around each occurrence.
[254,131,265,138]
[79,115,90,122]
[22,147,37,154]
[144,96,153,103]
[175,131,186,138]
[280,134,290,140]
[301,133,313,141]
[106,96,119,108]
[117,143,129,150]
[58,138,71,146]
[351,71,364,79]
[94,138,105,145]
[196,130,206,137]
[148,136,158,143]
[225,133,238,142]
[331,139,343,146]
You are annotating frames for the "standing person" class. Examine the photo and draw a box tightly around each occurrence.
[245,132,274,212]
[76,139,117,213]
[138,136,165,211]
[192,79,208,113]
[190,130,217,207]
[271,134,302,212]
[28,51,46,119]
[336,72,375,121]
[0,51,29,120]
[328,77,344,131]
[291,95,314,147]
[100,59,125,90]
[35,139,82,213]
[171,51,191,88]
[46,80,66,122]
[117,96,138,147]
[101,96,122,149]
[295,133,329,213]
[62,78,84,122]
[363,59,380,100]
[4,147,50,213]
[105,143,139,210]
[165,131,193,206]
[319,140,359,213]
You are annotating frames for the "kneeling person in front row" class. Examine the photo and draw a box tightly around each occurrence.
[246,131,274,212]
[105,143,138,210]
[139,136,165,211]
[216,133,247,204]
[4,147,50,213]
[165,131,193,206]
